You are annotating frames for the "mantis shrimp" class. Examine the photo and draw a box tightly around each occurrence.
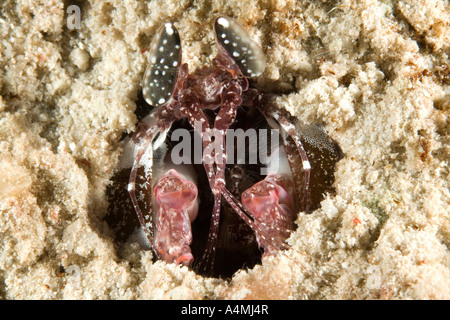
[105,17,342,278]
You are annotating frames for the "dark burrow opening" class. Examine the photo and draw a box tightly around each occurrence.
[104,92,343,279]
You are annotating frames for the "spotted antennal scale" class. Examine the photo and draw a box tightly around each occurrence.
[142,23,182,106]
[214,16,266,78]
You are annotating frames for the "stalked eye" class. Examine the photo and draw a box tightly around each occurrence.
[214,16,266,78]
[142,23,182,107]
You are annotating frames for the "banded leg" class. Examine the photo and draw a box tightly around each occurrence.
[179,103,222,272]
[204,92,242,272]
[274,115,311,211]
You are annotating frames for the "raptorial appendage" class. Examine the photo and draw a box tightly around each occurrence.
[153,169,198,266]
[241,173,294,257]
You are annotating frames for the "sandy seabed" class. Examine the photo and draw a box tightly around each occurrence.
[0,0,449,299]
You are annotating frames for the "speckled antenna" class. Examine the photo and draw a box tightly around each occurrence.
[142,22,182,106]
[214,16,266,77]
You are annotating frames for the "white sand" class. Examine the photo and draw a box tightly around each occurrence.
[0,0,448,299]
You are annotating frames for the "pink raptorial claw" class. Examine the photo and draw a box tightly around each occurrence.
[176,252,195,266]
[153,169,198,266]
[241,174,294,257]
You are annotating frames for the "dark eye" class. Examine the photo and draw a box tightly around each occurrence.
[214,16,266,78]
[142,23,182,107]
